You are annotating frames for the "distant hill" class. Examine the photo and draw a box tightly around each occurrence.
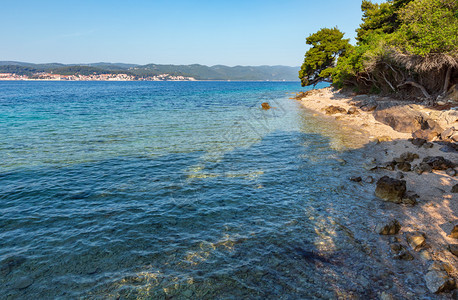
[0,61,300,81]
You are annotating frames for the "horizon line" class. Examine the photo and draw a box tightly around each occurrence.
[0,60,300,68]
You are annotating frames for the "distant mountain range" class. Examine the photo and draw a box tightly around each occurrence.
[0,61,300,81]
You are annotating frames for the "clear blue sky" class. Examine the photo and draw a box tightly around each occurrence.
[0,0,383,66]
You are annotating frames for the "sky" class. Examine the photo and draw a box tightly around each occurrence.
[0,0,384,66]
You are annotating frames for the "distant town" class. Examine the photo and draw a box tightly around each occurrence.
[0,72,196,81]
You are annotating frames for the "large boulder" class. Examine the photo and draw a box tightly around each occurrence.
[374,106,426,133]
[375,176,406,203]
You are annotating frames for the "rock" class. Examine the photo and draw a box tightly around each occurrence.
[375,176,406,203]
[450,225,458,239]
[449,244,458,257]
[452,184,458,193]
[324,105,346,115]
[390,242,403,252]
[412,129,439,141]
[425,119,444,134]
[411,138,427,147]
[377,136,392,143]
[413,162,432,174]
[437,100,446,106]
[441,127,456,140]
[182,289,194,298]
[446,168,457,176]
[424,267,456,293]
[394,249,414,261]
[13,276,33,290]
[380,161,397,171]
[397,162,411,172]
[364,176,374,183]
[423,142,434,148]
[379,292,395,300]
[401,191,418,205]
[374,106,426,133]
[261,102,271,110]
[375,219,401,235]
[398,153,419,162]
[405,231,426,251]
[451,133,458,142]
[0,256,26,276]
[396,172,405,179]
[360,100,378,112]
[422,156,455,170]
[447,84,458,102]
[347,107,359,115]
[399,152,420,162]
[452,289,458,300]
[419,250,432,261]
[350,176,362,182]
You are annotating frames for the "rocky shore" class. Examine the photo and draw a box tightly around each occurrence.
[294,87,458,297]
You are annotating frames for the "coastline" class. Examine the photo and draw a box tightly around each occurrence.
[294,87,458,296]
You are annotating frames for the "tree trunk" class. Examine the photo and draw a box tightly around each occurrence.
[442,66,452,95]
[398,81,432,103]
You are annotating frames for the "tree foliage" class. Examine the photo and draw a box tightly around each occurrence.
[299,27,350,87]
[300,0,458,103]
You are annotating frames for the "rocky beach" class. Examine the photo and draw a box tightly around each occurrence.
[294,87,458,297]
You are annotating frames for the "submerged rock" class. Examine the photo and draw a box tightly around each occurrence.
[380,161,397,171]
[405,232,426,251]
[397,162,411,172]
[261,102,271,110]
[364,176,374,183]
[13,276,34,290]
[375,219,401,235]
[399,152,420,162]
[389,241,414,260]
[349,176,362,182]
[424,262,456,293]
[0,255,26,276]
[422,156,455,170]
[375,176,406,203]
[401,191,418,205]
[413,162,432,175]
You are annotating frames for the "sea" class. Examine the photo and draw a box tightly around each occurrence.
[0,81,420,299]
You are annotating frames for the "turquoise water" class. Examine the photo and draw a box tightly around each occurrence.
[0,81,418,299]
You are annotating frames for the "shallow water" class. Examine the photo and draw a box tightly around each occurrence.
[0,81,429,299]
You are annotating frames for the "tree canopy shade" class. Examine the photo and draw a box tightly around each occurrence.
[299,27,350,87]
